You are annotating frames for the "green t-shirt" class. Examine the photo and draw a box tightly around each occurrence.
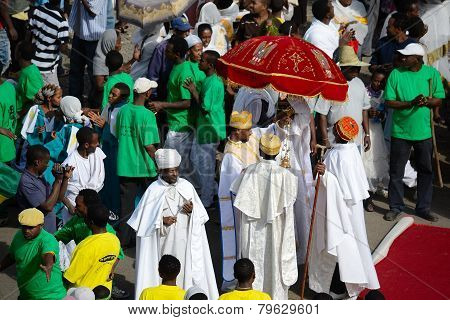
[186,61,206,125]
[116,104,160,177]
[54,215,124,260]
[384,65,445,141]
[196,73,226,144]
[101,72,134,111]
[166,61,194,132]
[9,229,66,300]
[16,64,44,114]
[0,81,17,162]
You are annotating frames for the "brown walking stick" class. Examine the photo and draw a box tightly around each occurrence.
[429,79,444,188]
[300,144,326,300]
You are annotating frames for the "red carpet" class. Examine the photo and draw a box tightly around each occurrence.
[362,224,450,300]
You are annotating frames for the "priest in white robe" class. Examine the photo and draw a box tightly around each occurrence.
[128,149,219,300]
[333,0,369,51]
[61,127,105,224]
[259,99,316,264]
[231,134,298,300]
[218,111,260,291]
[309,117,380,298]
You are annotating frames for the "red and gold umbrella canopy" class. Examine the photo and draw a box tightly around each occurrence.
[217,36,348,102]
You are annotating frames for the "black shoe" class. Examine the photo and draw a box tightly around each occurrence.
[384,210,400,221]
[417,212,438,222]
[111,285,130,300]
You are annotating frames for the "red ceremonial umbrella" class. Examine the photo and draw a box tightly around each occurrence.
[217,36,348,102]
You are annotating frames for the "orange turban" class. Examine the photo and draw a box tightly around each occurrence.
[334,116,359,142]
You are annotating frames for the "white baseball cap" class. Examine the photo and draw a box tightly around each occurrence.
[134,77,158,93]
[397,43,426,57]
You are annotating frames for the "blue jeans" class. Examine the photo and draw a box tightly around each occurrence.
[0,29,10,75]
[388,137,433,214]
[68,36,98,100]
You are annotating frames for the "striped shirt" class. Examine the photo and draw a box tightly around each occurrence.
[28,4,69,72]
[68,0,107,41]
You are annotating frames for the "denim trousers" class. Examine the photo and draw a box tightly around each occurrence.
[388,137,433,214]
[0,29,10,75]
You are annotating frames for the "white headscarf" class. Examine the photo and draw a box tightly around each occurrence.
[198,2,221,24]
[197,2,229,55]
[218,1,240,22]
[155,149,182,169]
[60,96,88,124]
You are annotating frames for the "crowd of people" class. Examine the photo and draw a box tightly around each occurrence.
[0,0,448,301]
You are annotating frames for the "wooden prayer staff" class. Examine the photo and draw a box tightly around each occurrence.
[300,144,327,300]
[429,79,444,188]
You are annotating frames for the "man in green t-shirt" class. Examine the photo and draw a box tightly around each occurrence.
[100,50,134,111]
[183,50,226,208]
[384,43,445,222]
[0,208,66,299]
[149,36,196,181]
[116,77,160,247]
[15,41,44,117]
[0,74,17,163]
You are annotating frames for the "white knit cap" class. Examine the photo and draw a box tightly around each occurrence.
[397,43,426,57]
[155,149,182,169]
[185,34,202,48]
[134,77,158,93]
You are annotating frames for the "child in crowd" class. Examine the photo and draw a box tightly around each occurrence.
[197,23,213,49]
[362,71,390,211]
[100,50,134,111]
[139,255,186,300]
[219,258,271,300]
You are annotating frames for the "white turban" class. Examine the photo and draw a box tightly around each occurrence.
[155,149,182,169]
[184,286,208,300]
[60,96,88,124]
[185,34,202,49]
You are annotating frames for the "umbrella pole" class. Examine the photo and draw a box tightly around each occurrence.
[428,79,443,188]
[300,145,326,300]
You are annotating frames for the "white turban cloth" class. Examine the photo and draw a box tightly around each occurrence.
[155,149,182,169]
[60,96,88,124]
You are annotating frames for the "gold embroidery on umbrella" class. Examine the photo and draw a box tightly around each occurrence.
[312,49,335,79]
[288,52,305,73]
[249,41,278,65]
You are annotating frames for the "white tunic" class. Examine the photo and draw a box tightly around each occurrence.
[128,177,219,300]
[314,77,371,146]
[218,134,260,289]
[261,98,314,264]
[231,160,298,300]
[309,143,380,297]
[61,148,106,223]
[333,0,369,45]
[304,18,340,58]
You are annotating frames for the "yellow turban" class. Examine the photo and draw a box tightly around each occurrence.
[18,208,44,227]
[229,111,252,129]
[260,133,281,156]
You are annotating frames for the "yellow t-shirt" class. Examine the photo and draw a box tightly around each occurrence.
[139,285,186,300]
[64,233,120,291]
[219,289,271,300]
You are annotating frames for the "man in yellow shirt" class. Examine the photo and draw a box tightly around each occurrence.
[219,259,271,300]
[139,255,186,300]
[64,204,120,298]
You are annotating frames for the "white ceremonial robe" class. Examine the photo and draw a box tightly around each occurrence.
[218,134,260,289]
[361,0,380,56]
[61,148,106,224]
[333,0,369,46]
[304,18,340,58]
[128,177,219,300]
[421,0,450,81]
[309,143,380,297]
[262,98,314,264]
[231,160,298,300]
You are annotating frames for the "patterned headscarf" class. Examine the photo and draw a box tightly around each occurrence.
[34,84,60,105]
